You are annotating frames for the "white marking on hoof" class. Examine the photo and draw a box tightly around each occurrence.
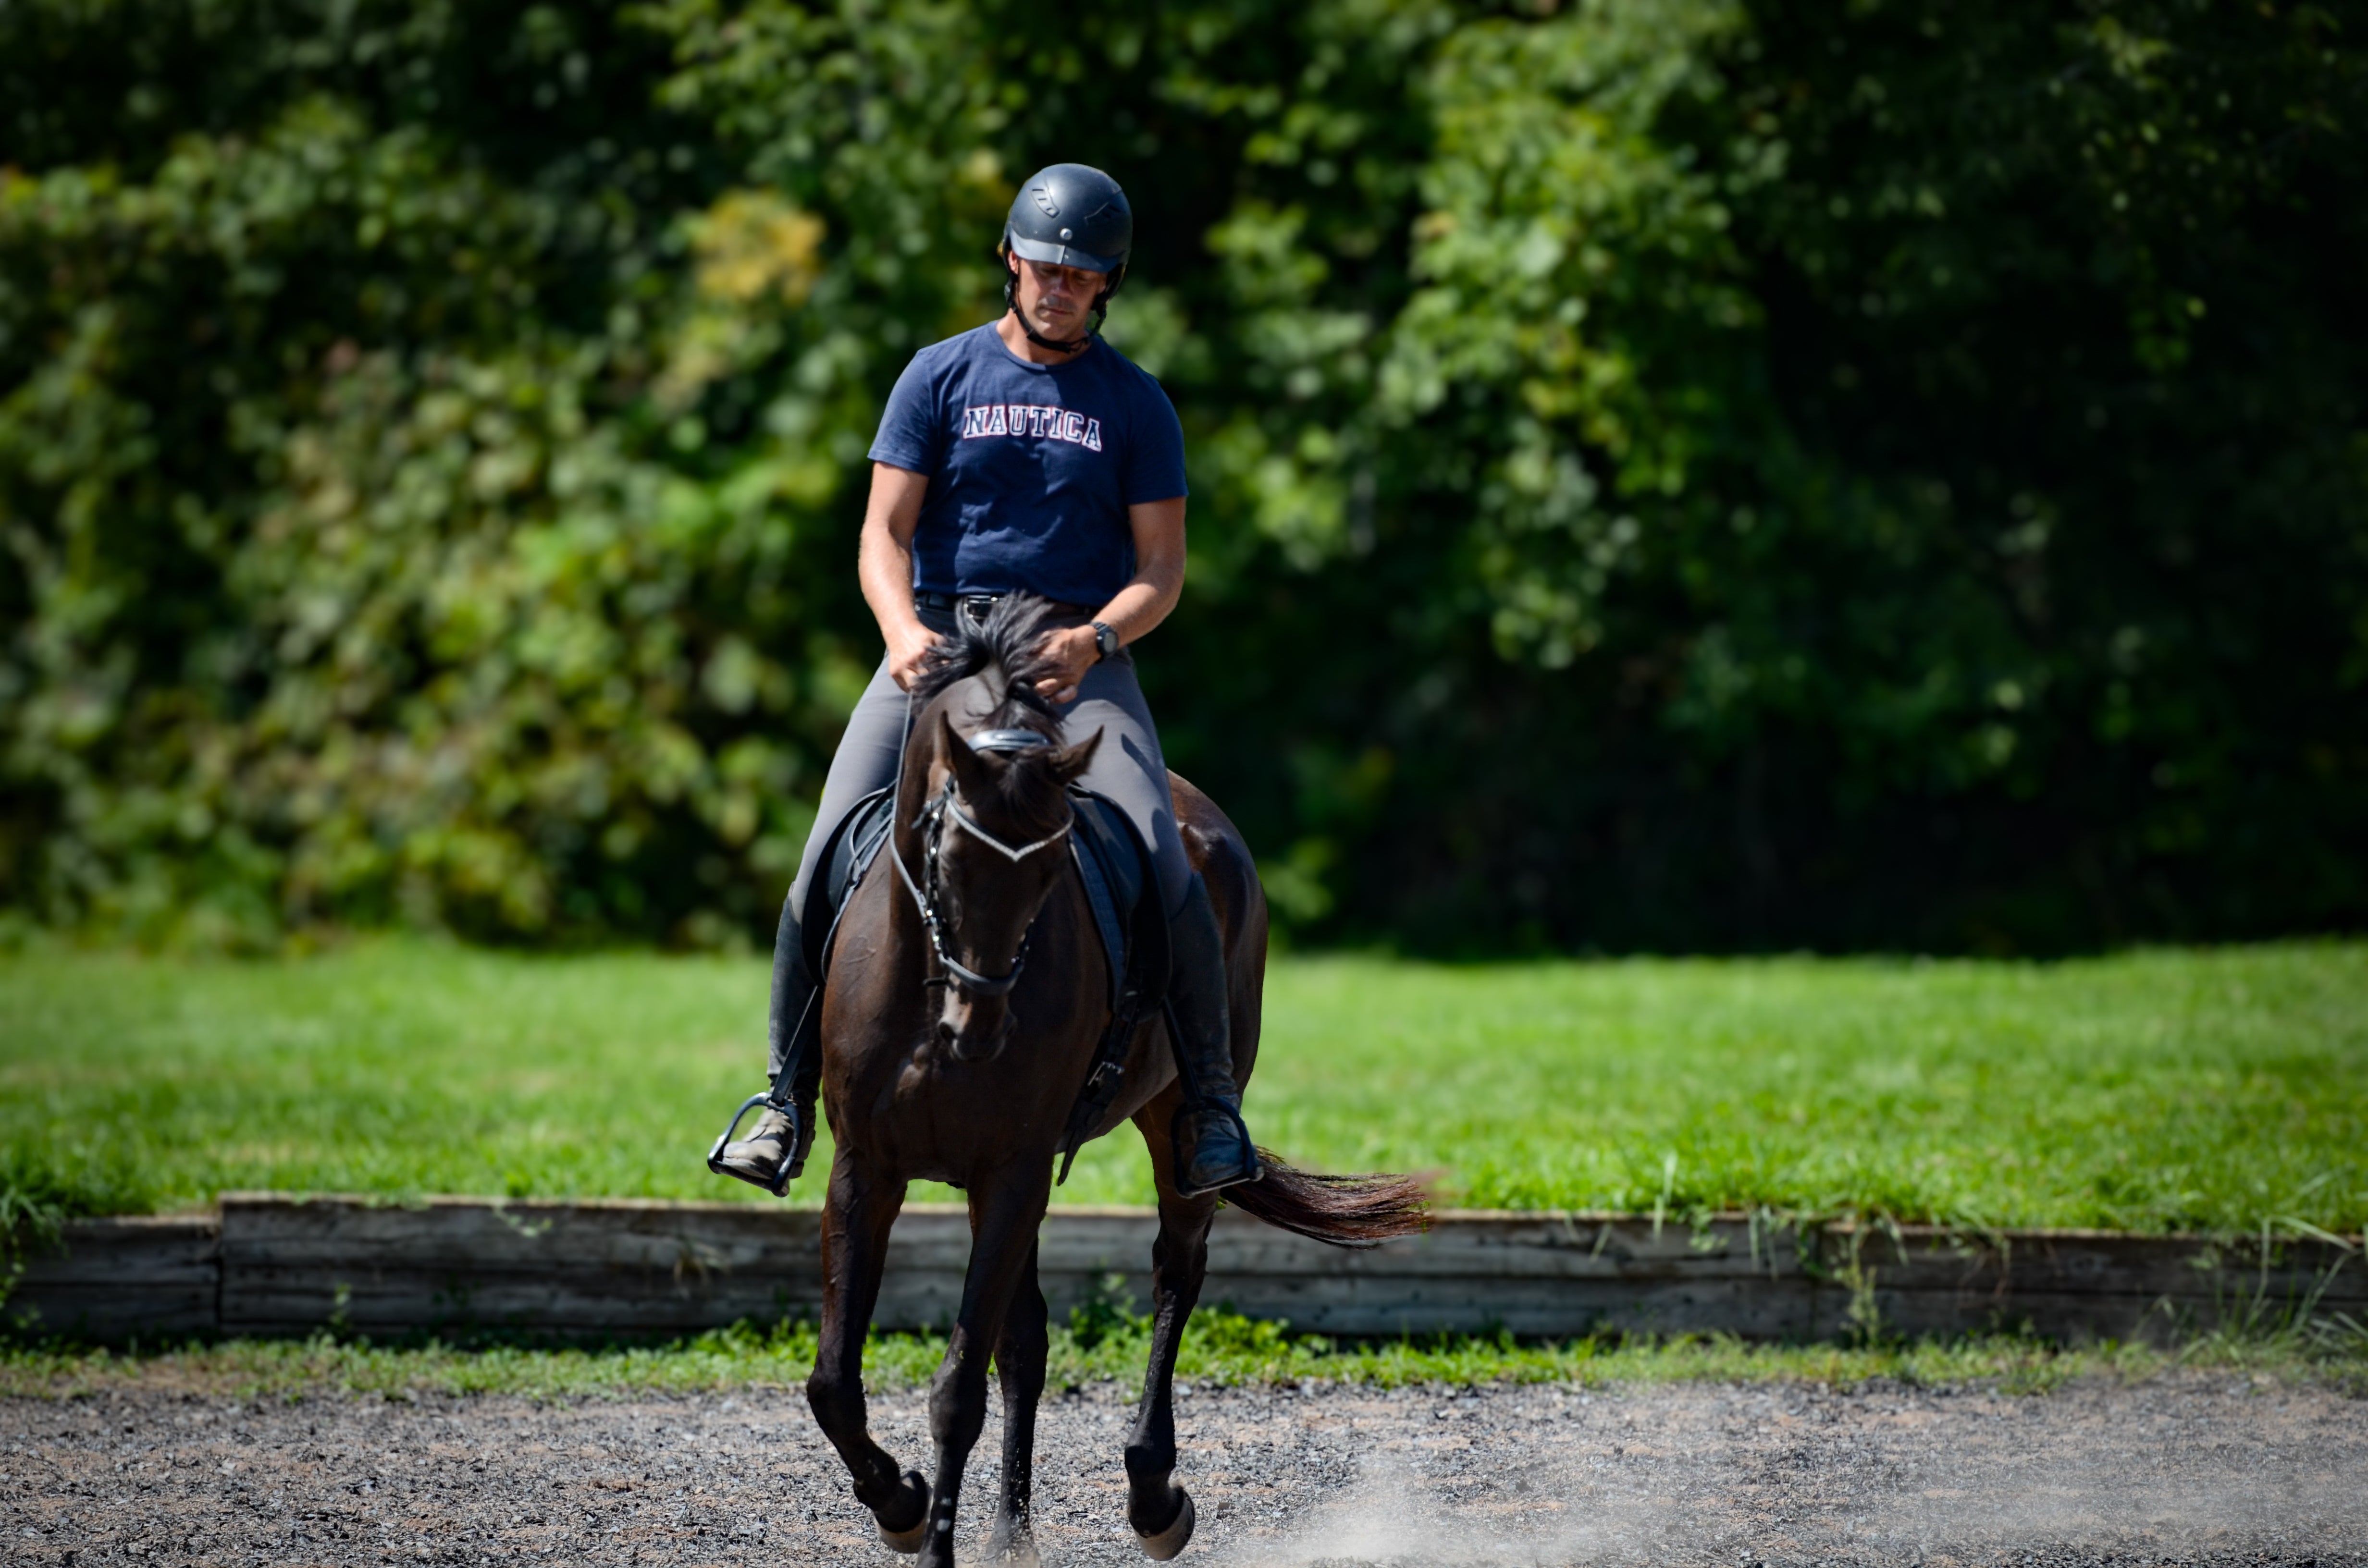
[877,1470,930,1553]
[1135,1488,1195,1561]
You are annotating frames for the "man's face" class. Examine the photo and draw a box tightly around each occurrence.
[1010,256,1104,339]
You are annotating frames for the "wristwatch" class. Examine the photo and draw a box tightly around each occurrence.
[1090,621,1121,662]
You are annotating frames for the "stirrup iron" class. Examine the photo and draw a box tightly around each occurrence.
[707,1092,802,1196]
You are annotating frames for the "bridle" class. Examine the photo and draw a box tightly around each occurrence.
[890,728,1074,998]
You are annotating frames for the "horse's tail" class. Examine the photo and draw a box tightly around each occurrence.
[1221,1150,1431,1249]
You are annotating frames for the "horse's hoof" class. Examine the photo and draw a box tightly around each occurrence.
[875,1470,929,1554]
[1135,1487,1195,1561]
[878,1518,929,1554]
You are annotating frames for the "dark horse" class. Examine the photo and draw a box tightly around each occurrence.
[803,594,1427,1567]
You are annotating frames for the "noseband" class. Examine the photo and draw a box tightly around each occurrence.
[890,729,1074,998]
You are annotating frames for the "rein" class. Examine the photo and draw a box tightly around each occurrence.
[891,729,1073,999]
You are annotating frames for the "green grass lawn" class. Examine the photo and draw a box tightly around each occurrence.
[2,939,2363,1235]
[12,1316,2361,1402]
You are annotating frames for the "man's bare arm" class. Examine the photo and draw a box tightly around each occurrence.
[858,463,937,690]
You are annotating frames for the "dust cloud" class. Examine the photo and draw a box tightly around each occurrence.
[1203,1378,2366,1567]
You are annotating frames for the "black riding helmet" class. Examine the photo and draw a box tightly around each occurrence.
[1001,163,1132,354]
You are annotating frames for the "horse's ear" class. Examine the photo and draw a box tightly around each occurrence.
[939,711,995,795]
[1050,728,1102,785]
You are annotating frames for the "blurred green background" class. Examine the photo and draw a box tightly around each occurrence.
[2,0,2364,956]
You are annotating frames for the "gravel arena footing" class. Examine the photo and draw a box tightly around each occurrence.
[4,1374,2363,1566]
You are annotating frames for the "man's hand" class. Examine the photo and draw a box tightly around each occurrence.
[1032,624,1102,705]
[887,621,942,692]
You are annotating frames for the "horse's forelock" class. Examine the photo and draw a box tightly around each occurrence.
[912,592,1065,733]
[913,593,1071,818]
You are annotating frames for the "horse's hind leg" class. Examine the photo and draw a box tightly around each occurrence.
[920,1163,1052,1568]
[983,1240,1048,1567]
[1125,1097,1221,1559]
[806,1158,929,1550]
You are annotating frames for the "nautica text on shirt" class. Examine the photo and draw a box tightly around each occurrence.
[959,404,1104,451]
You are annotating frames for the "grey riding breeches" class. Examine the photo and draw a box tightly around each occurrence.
[766,605,1192,1076]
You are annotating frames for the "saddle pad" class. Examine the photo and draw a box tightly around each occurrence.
[1055,787,1170,1181]
[810,786,896,975]
[1067,788,1148,1011]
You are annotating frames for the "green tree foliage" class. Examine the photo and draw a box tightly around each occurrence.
[2,0,2362,952]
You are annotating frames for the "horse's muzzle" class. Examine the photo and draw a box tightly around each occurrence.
[936,990,1014,1062]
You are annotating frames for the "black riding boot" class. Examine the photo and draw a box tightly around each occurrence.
[709,886,825,1192]
[1165,872,1261,1199]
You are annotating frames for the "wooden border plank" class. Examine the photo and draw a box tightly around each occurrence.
[9,1215,220,1341]
[9,1197,2359,1345]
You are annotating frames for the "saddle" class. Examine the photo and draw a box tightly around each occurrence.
[813,783,1169,1183]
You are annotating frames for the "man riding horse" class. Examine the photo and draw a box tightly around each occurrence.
[712,163,1261,1202]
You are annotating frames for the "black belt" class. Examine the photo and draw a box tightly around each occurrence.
[916,589,1094,626]
[916,590,1004,617]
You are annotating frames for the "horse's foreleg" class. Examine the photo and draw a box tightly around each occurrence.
[983,1240,1048,1568]
[1126,1096,1220,1559]
[806,1160,929,1549]
[920,1164,1051,1568]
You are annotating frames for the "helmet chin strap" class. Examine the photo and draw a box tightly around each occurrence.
[1003,270,1107,355]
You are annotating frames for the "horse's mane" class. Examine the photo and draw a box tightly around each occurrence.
[911,593,1068,741]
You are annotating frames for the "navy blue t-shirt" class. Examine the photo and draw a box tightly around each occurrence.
[867,323,1188,606]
